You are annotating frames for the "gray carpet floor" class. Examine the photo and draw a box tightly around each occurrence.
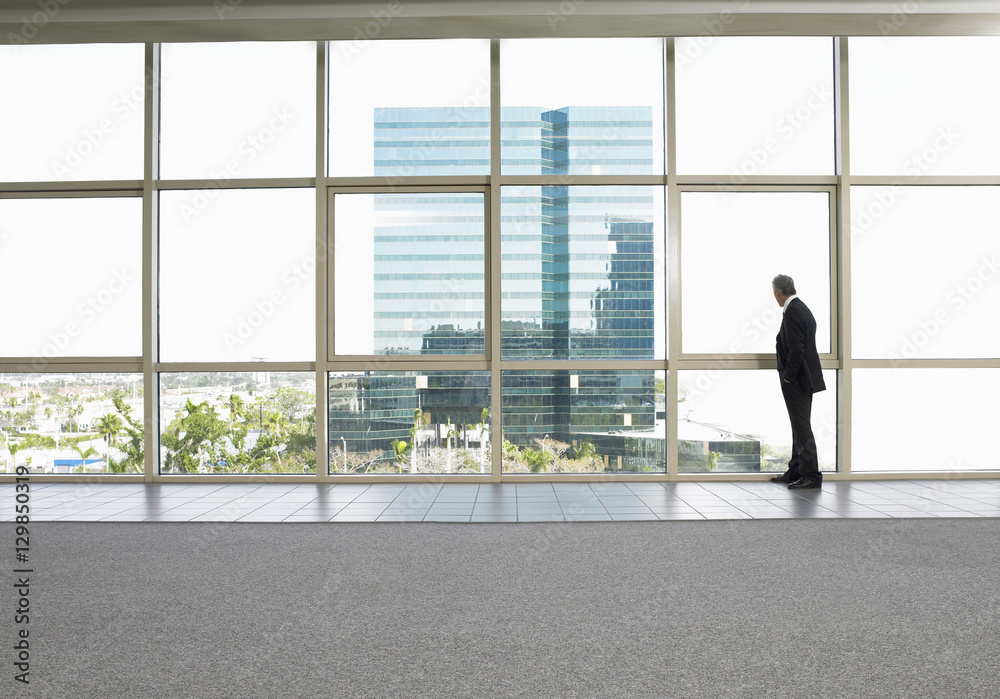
[5,520,999,698]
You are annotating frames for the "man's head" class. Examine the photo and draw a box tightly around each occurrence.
[772,274,796,306]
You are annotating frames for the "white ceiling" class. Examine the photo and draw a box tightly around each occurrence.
[3,0,1000,44]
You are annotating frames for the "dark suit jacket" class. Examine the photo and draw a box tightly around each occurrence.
[776,297,826,393]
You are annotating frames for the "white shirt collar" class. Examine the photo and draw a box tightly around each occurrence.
[781,294,798,314]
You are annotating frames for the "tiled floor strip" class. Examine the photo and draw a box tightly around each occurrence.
[3,480,1000,522]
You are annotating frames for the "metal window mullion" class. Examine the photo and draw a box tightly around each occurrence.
[495,175,665,186]
[848,176,1000,186]
[155,177,314,190]
[489,38,503,483]
[0,189,142,199]
[665,37,680,481]
[0,358,142,370]
[326,176,490,188]
[325,356,489,367]
[142,42,161,483]
[327,184,488,195]
[852,358,1000,369]
[835,36,852,479]
[495,360,665,371]
[0,181,144,194]
[316,40,331,481]
[673,176,839,187]
[677,183,836,194]
[155,362,315,373]
[326,360,491,372]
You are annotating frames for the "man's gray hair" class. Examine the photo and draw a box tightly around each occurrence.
[772,274,796,296]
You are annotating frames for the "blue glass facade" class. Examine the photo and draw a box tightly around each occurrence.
[371,192,485,355]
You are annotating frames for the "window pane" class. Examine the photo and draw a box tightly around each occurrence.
[502,370,665,474]
[1,373,143,475]
[501,186,665,359]
[160,372,315,474]
[852,187,1000,359]
[500,39,664,175]
[681,191,831,354]
[850,37,1000,176]
[678,370,836,473]
[329,39,490,176]
[0,44,145,182]
[159,189,315,362]
[329,371,490,474]
[159,42,316,179]
[334,193,485,356]
[0,198,142,357]
[853,369,1000,472]
[676,37,834,176]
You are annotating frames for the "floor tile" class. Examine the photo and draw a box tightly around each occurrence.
[5,480,1000,523]
[559,507,610,516]
[603,506,655,515]
[471,515,519,522]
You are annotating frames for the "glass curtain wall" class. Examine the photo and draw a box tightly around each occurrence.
[2,34,999,478]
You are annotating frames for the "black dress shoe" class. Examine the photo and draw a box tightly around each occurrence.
[788,478,822,490]
[770,472,798,484]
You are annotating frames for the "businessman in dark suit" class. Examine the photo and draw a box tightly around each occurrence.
[770,274,826,489]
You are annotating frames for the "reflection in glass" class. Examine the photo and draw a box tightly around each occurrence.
[675,37,835,176]
[328,371,490,474]
[0,198,143,357]
[850,37,1000,176]
[681,191,831,354]
[159,42,316,179]
[159,372,315,474]
[0,373,143,474]
[158,188,315,363]
[853,369,1000,472]
[334,193,485,356]
[677,370,836,473]
[502,370,665,473]
[501,186,665,359]
[500,39,664,175]
[851,187,1000,359]
[0,43,145,182]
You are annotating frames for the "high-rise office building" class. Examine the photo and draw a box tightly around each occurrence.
[329,106,660,470]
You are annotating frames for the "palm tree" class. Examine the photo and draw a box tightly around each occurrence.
[227,393,245,427]
[445,416,460,473]
[94,413,124,472]
[264,411,290,465]
[476,407,490,470]
[72,444,98,473]
[265,411,290,439]
[391,439,409,465]
[409,408,423,473]
[7,440,21,469]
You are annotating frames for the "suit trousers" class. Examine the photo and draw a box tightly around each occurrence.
[780,379,821,480]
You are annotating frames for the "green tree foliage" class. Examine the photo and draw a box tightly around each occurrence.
[391,439,410,464]
[95,413,123,463]
[161,400,228,473]
[72,444,99,473]
[522,446,552,473]
[12,434,58,451]
[108,395,144,474]
[161,391,316,474]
